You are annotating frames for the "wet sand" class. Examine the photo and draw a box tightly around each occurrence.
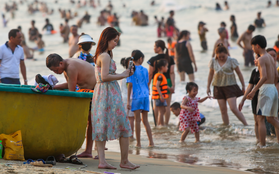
[0,150,250,174]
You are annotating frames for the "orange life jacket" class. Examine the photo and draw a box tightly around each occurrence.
[152,73,169,99]
[168,41,176,56]
[76,89,94,93]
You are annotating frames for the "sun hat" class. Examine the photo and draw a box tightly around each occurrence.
[77,34,96,45]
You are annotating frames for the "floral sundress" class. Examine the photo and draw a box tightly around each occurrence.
[91,58,132,141]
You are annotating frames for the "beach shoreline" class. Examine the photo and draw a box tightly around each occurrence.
[0,150,251,174]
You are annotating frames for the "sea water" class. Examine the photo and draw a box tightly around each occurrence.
[1,0,279,173]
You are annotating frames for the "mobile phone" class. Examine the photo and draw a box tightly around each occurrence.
[129,57,134,70]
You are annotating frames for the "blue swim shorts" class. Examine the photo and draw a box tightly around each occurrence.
[131,97,149,112]
[155,99,167,107]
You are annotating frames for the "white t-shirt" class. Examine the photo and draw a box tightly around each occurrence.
[120,78,132,104]
[0,42,24,79]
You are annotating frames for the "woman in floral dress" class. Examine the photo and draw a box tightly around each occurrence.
[91,27,139,170]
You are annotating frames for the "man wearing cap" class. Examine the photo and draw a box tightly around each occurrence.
[0,29,27,85]
[72,33,96,66]
[46,53,97,159]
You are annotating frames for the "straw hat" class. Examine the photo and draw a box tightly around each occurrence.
[77,34,96,45]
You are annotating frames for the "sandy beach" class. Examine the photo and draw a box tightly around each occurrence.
[0,150,250,174]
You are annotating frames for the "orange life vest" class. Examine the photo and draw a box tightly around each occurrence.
[168,41,176,56]
[76,89,94,93]
[152,73,169,99]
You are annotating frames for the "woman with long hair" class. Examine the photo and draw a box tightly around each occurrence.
[147,40,175,125]
[175,30,197,82]
[91,27,139,170]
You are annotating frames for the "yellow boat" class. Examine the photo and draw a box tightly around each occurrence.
[0,84,92,159]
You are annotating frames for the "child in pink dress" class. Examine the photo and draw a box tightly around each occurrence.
[179,82,211,142]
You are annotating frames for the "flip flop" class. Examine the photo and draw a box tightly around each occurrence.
[55,154,70,163]
[35,74,52,89]
[45,156,56,165]
[23,159,35,164]
[69,155,83,165]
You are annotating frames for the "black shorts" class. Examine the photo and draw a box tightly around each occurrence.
[213,85,243,100]
[177,60,193,75]
[201,41,207,50]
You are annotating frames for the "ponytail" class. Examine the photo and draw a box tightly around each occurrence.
[155,40,170,63]
[153,59,168,76]
[215,43,228,57]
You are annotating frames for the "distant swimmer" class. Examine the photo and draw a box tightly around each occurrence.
[29,20,39,41]
[42,18,54,34]
[97,10,106,26]
[60,19,70,43]
[151,0,155,6]
[34,34,45,54]
[254,12,266,28]
[267,0,272,8]
[139,10,148,26]
[237,25,256,67]
[165,10,176,37]
[224,1,229,10]
[198,21,208,51]
[68,25,79,57]
[220,21,229,40]
[212,28,229,58]
[230,15,239,41]
[21,41,35,60]
[2,14,8,27]
[215,3,222,10]
[18,26,25,42]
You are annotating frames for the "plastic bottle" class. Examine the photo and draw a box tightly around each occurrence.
[0,140,3,159]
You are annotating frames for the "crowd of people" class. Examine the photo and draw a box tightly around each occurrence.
[1,0,279,171]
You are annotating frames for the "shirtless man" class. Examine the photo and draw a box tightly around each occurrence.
[60,19,70,43]
[46,53,96,91]
[212,27,229,57]
[247,35,279,147]
[68,25,79,57]
[46,53,96,157]
[237,25,255,67]
[21,41,34,59]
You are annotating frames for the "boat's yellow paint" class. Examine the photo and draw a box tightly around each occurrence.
[0,91,90,159]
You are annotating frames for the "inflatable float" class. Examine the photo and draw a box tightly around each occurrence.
[0,84,92,159]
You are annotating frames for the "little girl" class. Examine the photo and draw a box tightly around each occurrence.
[120,57,135,138]
[179,82,210,142]
[127,50,154,147]
[152,59,169,126]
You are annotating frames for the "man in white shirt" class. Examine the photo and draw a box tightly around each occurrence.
[0,29,27,85]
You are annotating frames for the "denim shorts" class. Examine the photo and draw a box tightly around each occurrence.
[155,99,167,107]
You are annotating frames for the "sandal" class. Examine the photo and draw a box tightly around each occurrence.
[69,155,83,165]
[35,74,52,89]
[45,156,56,165]
[55,154,69,163]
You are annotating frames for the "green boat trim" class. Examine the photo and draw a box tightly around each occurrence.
[0,84,93,98]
